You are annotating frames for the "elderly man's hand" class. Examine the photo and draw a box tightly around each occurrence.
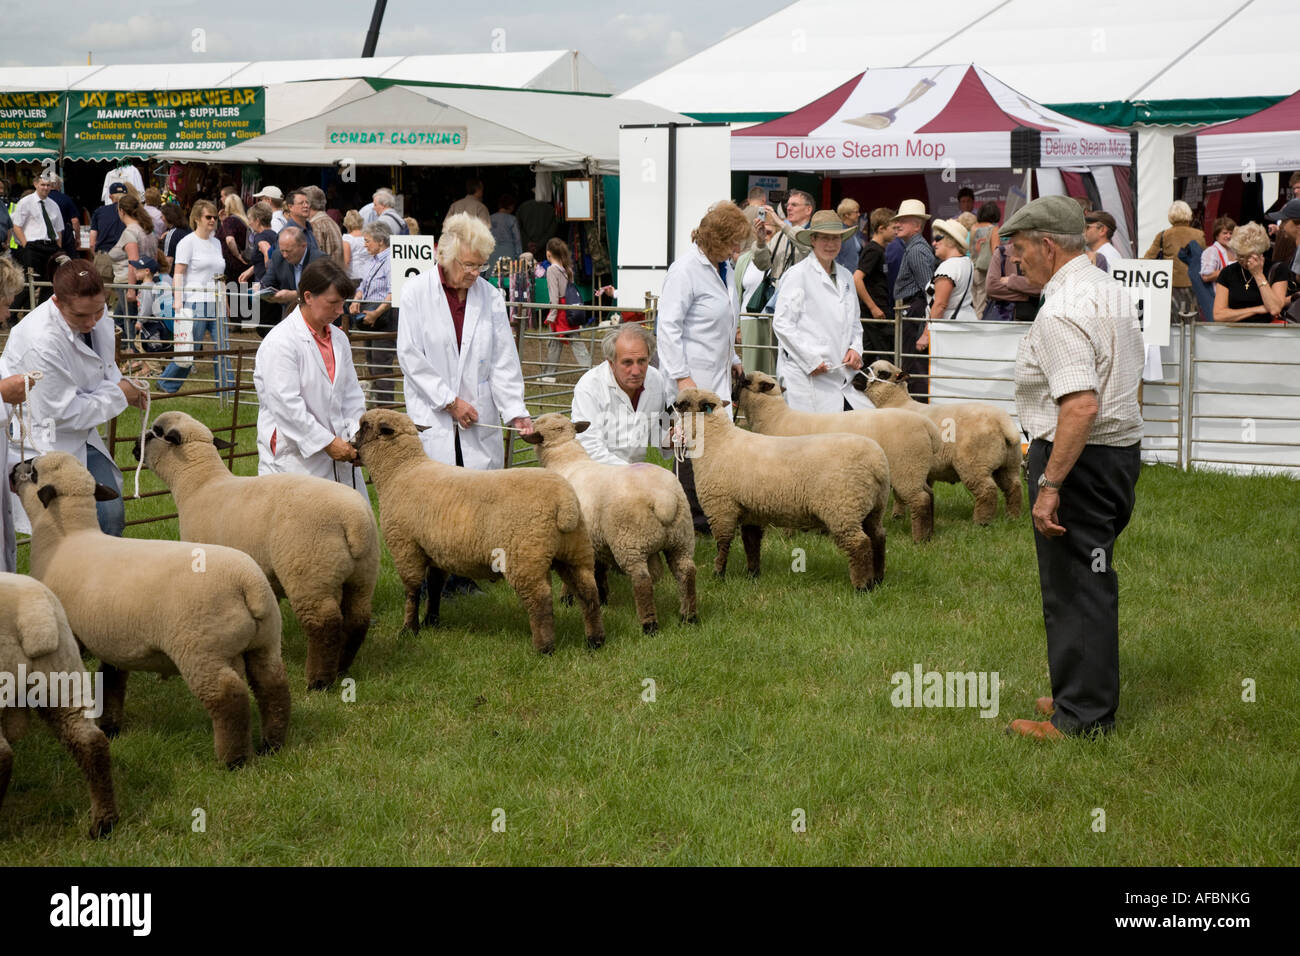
[513,416,534,435]
[326,437,358,462]
[1032,487,1066,536]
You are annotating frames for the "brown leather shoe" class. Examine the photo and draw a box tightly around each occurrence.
[1035,696,1055,716]
[1005,719,1065,740]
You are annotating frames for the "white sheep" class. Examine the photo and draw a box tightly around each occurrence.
[853,360,1023,522]
[139,410,381,691]
[13,452,290,768]
[672,388,889,589]
[523,413,697,633]
[352,408,605,654]
[735,371,942,542]
[0,573,117,837]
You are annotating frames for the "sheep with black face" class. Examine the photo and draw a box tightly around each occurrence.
[12,452,289,768]
[672,388,889,589]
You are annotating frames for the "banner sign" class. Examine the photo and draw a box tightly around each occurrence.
[389,236,438,304]
[65,88,264,159]
[0,91,65,158]
[326,126,467,149]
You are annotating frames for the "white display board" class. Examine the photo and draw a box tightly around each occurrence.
[389,235,437,304]
[1110,259,1172,348]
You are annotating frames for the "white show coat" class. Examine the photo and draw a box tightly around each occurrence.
[772,253,862,413]
[0,297,128,534]
[656,244,742,413]
[1,412,12,572]
[254,309,367,495]
[570,361,676,465]
[397,267,528,470]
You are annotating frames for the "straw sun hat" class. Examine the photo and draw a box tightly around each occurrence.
[795,210,858,245]
[931,218,969,251]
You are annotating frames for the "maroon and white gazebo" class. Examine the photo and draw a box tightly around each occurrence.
[1174,89,1300,176]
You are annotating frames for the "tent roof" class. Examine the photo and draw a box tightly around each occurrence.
[620,0,1299,126]
[174,84,691,172]
[733,65,1131,171]
[0,50,612,95]
[1173,87,1300,175]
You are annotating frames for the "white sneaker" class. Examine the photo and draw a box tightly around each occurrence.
[539,375,557,384]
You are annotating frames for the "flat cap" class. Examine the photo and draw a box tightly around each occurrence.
[999,195,1086,239]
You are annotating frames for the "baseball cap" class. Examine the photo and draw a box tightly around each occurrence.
[254,185,283,200]
[1084,210,1117,234]
[999,195,1086,238]
[108,182,128,195]
[128,257,161,272]
[1267,198,1300,223]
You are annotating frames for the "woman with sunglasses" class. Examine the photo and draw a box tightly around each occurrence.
[158,200,226,393]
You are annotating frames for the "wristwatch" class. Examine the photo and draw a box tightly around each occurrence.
[1037,474,1063,491]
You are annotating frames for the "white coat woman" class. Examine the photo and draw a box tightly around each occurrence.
[656,202,753,412]
[0,257,47,568]
[772,210,864,413]
[397,212,532,470]
[254,257,366,494]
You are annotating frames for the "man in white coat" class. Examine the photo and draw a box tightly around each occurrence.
[0,260,149,539]
[772,210,866,413]
[254,257,367,495]
[570,324,675,465]
[397,212,533,471]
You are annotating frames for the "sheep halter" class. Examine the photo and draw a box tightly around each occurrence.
[129,380,151,500]
[7,370,45,464]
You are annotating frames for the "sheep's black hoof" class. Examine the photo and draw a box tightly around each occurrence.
[586,635,605,650]
[559,593,575,607]
[257,741,282,757]
[682,614,699,625]
[425,615,439,628]
[226,756,247,771]
[642,621,658,635]
[746,569,760,580]
[88,815,117,840]
[307,678,333,692]
[98,722,120,739]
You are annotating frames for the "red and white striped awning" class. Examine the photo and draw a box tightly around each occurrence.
[732,64,1131,172]
[1174,89,1300,176]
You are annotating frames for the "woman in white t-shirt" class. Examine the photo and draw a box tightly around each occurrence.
[342,209,372,280]
[916,218,976,352]
[159,199,229,393]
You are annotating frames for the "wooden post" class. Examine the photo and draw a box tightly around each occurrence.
[227,346,244,472]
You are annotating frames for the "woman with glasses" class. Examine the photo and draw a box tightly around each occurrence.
[158,200,227,393]
[397,212,533,472]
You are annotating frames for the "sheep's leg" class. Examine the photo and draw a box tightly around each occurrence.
[667,547,698,624]
[594,561,610,605]
[832,526,875,591]
[178,657,253,769]
[710,511,740,578]
[903,485,934,542]
[97,664,129,739]
[294,595,345,692]
[622,557,658,634]
[741,524,764,578]
[555,562,605,649]
[0,729,11,816]
[389,539,430,633]
[338,577,375,675]
[864,509,887,586]
[511,572,557,654]
[959,470,1000,525]
[890,492,906,520]
[423,567,447,628]
[243,647,291,756]
[38,706,117,839]
[994,465,1023,518]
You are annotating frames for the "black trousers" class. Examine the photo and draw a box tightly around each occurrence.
[20,240,59,308]
[901,293,929,403]
[1027,439,1141,735]
[673,456,712,535]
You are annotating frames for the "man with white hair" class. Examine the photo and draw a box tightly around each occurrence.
[371,189,407,236]
[254,185,287,232]
[570,323,675,465]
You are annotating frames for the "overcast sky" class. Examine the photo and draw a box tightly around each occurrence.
[1,0,792,92]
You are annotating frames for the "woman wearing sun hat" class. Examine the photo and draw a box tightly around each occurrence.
[916,218,977,352]
[771,210,864,413]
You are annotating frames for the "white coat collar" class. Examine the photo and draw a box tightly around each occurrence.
[45,299,110,359]
[287,307,341,384]
[691,243,730,292]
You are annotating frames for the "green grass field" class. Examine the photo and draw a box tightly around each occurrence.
[1,390,1297,866]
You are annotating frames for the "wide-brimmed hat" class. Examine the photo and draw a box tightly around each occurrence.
[253,185,283,200]
[931,218,969,251]
[890,199,931,222]
[795,210,858,246]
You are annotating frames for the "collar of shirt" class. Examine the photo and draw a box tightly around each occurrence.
[1041,253,1097,299]
[599,360,646,411]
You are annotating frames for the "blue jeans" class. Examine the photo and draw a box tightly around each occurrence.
[86,445,124,537]
[158,302,233,393]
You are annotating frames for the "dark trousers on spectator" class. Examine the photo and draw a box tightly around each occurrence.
[20,240,59,309]
[861,317,894,361]
[1027,439,1141,735]
[364,315,397,406]
[902,293,929,403]
[674,456,712,535]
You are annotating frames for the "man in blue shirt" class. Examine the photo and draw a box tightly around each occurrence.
[891,199,937,402]
[46,174,81,255]
[89,182,127,256]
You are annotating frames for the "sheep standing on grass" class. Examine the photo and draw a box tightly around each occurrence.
[0,573,117,838]
[352,409,605,654]
[735,371,941,542]
[13,453,290,768]
[672,388,889,589]
[524,413,697,633]
[139,410,380,691]
[853,360,1023,523]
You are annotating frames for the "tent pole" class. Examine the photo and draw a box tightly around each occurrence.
[666,122,677,266]
[362,0,388,58]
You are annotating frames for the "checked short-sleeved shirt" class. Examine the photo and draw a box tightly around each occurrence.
[1014,254,1145,446]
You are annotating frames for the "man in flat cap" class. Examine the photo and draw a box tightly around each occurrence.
[1003,195,1145,740]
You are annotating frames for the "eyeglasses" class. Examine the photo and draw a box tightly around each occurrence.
[455,258,489,274]
[203,214,217,221]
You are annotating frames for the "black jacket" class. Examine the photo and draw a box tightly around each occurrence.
[258,244,324,334]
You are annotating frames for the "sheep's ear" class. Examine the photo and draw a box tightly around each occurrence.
[413,424,429,433]
[37,485,58,508]
[896,371,910,383]
[758,379,776,393]
[164,429,183,445]
[519,431,544,445]
[851,372,868,391]
[380,425,396,437]
[212,436,235,450]
[573,421,591,434]
[699,403,715,414]
[94,483,120,502]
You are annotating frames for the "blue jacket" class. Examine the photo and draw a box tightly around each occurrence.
[1179,241,1214,321]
